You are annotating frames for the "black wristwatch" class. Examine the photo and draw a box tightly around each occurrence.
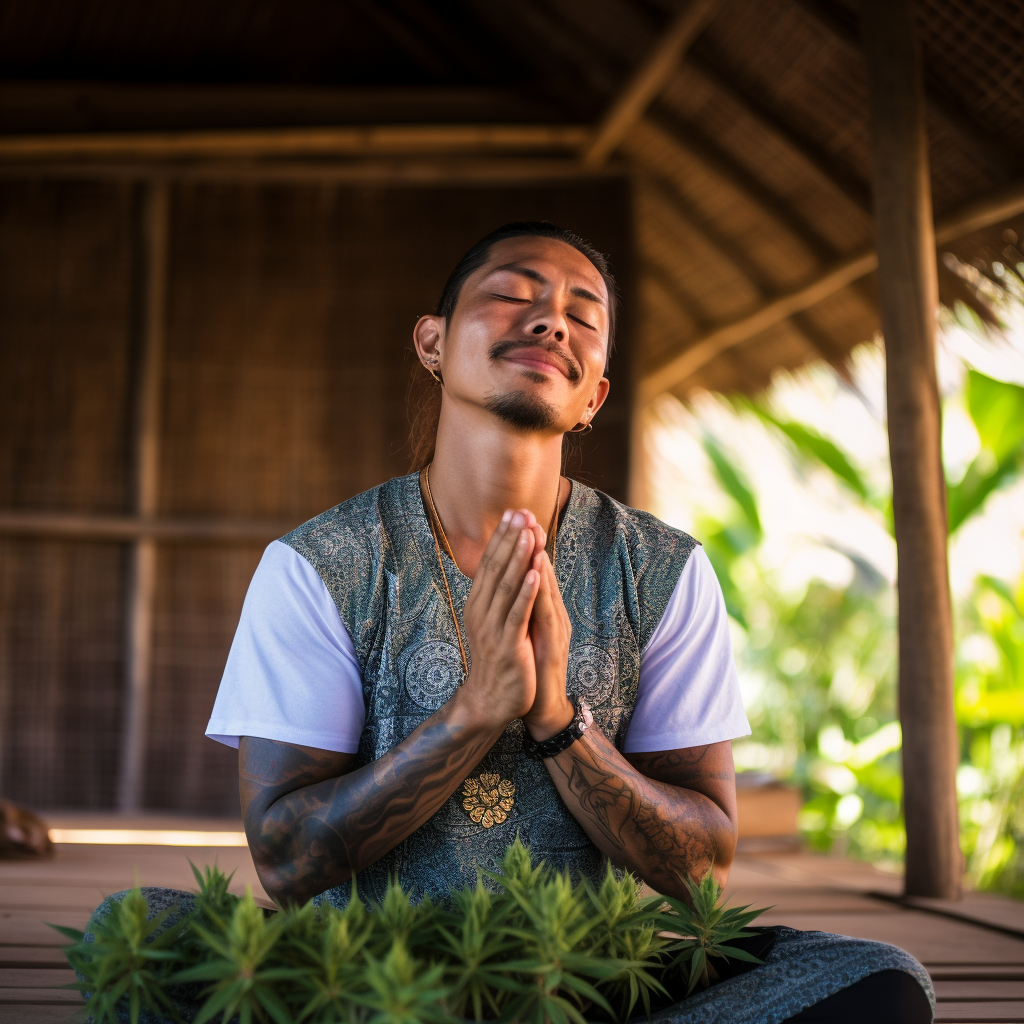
[522,697,589,759]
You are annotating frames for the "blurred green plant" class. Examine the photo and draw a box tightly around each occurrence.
[57,840,769,1024]
[689,369,1024,894]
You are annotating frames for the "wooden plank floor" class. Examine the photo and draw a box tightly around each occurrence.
[2,821,1022,1023]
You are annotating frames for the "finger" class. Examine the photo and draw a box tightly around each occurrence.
[491,525,538,622]
[529,551,553,620]
[505,568,540,640]
[474,510,527,606]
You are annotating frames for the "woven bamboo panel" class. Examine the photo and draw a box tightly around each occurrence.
[0,179,135,513]
[0,176,632,813]
[0,179,135,808]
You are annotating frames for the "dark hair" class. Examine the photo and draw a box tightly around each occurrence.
[408,221,619,470]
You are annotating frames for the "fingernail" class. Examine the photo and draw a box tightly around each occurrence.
[501,510,512,523]
[511,512,525,528]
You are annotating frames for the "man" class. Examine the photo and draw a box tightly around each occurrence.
[208,223,747,911]
[92,223,932,1023]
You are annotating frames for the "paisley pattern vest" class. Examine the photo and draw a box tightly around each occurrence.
[282,472,697,906]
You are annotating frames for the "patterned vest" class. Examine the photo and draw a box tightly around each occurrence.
[282,472,696,905]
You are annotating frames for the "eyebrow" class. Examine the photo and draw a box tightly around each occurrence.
[488,262,606,306]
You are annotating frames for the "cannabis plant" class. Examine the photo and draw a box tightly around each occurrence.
[61,838,768,1024]
[657,869,770,995]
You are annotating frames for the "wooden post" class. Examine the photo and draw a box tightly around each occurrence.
[117,181,169,812]
[861,0,961,898]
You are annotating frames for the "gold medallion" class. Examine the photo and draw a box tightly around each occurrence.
[461,773,515,828]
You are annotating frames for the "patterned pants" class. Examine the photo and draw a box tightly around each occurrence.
[83,888,934,1024]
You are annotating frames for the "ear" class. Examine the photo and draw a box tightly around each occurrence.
[573,376,611,430]
[413,314,445,371]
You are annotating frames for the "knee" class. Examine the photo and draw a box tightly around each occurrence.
[788,969,933,1024]
[85,887,197,942]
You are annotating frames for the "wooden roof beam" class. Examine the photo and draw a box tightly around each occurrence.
[642,172,854,380]
[793,0,1022,178]
[582,0,722,168]
[0,123,591,162]
[638,177,1024,401]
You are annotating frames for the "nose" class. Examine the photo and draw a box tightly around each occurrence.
[528,319,565,342]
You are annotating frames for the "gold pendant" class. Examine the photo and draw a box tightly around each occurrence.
[461,773,515,828]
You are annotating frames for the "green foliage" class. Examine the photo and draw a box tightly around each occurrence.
[948,372,1024,532]
[64,840,768,1024]
[749,404,872,502]
[681,363,1024,893]
[657,871,768,995]
[53,887,189,1024]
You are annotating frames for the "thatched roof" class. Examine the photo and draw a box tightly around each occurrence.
[4,0,1023,399]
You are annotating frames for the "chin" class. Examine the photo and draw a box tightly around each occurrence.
[485,389,558,431]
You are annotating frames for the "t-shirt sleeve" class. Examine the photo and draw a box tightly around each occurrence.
[206,539,365,753]
[622,546,750,753]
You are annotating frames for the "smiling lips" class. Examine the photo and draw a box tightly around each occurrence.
[501,346,576,380]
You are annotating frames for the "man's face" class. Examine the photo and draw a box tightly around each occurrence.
[424,236,611,434]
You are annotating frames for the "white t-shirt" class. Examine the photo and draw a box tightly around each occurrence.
[206,540,750,755]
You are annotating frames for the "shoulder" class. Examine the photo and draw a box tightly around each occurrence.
[280,474,415,576]
[566,482,700,649]
[569,480,699,576]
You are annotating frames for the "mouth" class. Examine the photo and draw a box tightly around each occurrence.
[491,342,579,382]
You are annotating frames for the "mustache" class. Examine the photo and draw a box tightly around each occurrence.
[488,339,582,383]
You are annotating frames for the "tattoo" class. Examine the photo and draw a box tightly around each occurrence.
[626,747,734,787]
[548,730,735,900]
[241,711,497,905]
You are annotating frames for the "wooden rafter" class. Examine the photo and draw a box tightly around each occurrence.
[0,510,295,543]
[0,157,610,184]
[582,0,722,168]
[638,177,1024,400]
[0,124,590,161]
[641,172,853,381]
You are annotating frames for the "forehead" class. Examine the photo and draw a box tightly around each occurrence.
[475,236,608,301]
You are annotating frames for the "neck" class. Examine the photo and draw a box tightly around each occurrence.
[426,402,565,577]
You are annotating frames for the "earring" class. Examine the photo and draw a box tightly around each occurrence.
[426,361,443,385]
[569,421,593,434]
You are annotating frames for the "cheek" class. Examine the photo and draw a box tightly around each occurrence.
[447,305,518,368]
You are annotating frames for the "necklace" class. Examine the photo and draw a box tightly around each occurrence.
[420,464,560,680]
[420,465,561,829]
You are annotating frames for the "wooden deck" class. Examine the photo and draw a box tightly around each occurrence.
[2,817,1022,1023]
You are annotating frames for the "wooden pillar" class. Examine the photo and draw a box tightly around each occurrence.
[861,0,961,898]
[117,181,169,812]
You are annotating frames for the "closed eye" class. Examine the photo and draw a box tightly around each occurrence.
[569,314,595,331]
[491,292,531,303]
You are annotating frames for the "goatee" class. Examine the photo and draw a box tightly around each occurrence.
[485,389,557,431]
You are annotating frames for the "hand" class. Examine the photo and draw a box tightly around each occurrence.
[523,547,574,740]
[457,510,542,729]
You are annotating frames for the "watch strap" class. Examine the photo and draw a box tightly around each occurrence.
[523,699,588,759]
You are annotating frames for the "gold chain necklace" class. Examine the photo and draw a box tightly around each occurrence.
[420,464,560,680]
[419,465,560,828]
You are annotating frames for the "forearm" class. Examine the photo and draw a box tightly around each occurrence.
[544,726,736,900]
[243,698,504,905]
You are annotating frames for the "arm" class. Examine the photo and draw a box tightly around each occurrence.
[240,507,545,906]
[240,704,504,905]
[525,551,738,900]
[545,731,738,898]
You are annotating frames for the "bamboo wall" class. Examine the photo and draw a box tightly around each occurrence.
[0,176,633,815]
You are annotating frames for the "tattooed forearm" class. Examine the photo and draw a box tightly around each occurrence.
[547,729,736,900]
[240,706,502,906]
